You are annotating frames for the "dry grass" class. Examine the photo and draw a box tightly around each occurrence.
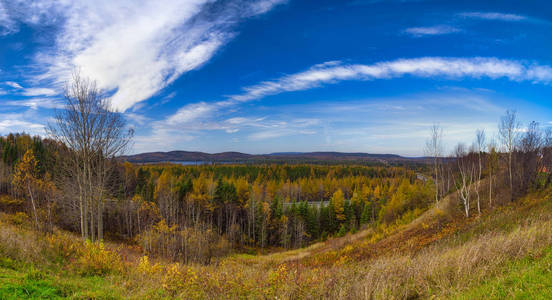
[0,212,47,264]
[338,215,552,299]
[2,188,552,299]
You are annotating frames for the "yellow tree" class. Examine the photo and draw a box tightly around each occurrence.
[155,170,177,225]
[331,189,346,222]
[234,177,250,207]
[12,149,41,230]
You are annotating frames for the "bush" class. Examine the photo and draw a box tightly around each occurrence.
[136,255,162,276]
[76,240,123,276]
[162,263,199,296]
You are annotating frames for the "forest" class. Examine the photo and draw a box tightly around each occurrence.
[0,131,433,263]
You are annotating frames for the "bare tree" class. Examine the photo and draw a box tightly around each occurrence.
[425,124,444,203]
[487,138,498,208]
[518,121,543,192]
[474,129,485,215]
[543,128,552,174]
[455,143,475,218]
[48,72,133,241]
[498,110,520,201]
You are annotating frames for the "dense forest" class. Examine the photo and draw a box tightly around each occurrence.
[0,133,432,262]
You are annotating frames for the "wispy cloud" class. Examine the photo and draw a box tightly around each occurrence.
[229,57,552,102]
[2,0,286,112]
[2,98,63,110]
[166,102,216,125]
[248,119,319,140]
[125,113,150,126]
[145,56,551,149]
[21,87,58,97]
[0,113,45,136]
[248,129,315,141]
[404,25,460,37]
[458,12,527,22]
[4,81,23,89]
[0,2,16,35]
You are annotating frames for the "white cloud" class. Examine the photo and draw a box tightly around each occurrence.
[4,81,23,89]
[0,113,46,136]
[4,0,285,112]
[2,98,63,110]
[458,12,527,22]
[229,57,552,102]
[166,102,215,125]
[0,2,16,35]
[21,87,58,96]
[248,129,291,140]
[404,25,460,37]
[125,113,150,126]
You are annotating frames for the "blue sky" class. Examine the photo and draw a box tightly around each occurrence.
[0,0,551,156]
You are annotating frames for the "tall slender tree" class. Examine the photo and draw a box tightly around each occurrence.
[425,124,444,203]
[498,110,520,201]
[475,129,485,215]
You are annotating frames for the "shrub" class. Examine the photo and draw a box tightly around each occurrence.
[162,263,199,296]
[136,255,162,276]
[76,240,123,276]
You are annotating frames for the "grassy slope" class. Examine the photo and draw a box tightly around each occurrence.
[453,246,552,299]
[1,187,552,299]
[0,257,125,299]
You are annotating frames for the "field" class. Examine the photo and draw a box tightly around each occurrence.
[1,186,552,299]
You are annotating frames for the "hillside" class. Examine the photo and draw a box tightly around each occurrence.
[120,150,427,164]
[2,186,552,299]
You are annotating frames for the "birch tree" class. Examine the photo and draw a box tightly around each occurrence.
[425,124,444,203]
[474,129,485,215]
[498,110,520,201]
[487,138,498,208]
[455,144,475,218]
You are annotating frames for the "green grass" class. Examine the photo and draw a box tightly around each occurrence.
[0,259,125,300]
[453,246,552,300]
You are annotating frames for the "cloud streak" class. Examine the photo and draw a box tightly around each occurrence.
[458,12,527,22]
[4,81,23,89]
[2,98,64,110]
[21,87,58,97]
[404,25,460,37]
[229,57,552,102]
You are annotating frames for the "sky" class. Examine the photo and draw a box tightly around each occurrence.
[0,0,551,156]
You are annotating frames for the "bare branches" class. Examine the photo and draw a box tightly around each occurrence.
[498,110,520,201]
[425,124,444,203]
[474,129,485,215]
[47,71,133,241]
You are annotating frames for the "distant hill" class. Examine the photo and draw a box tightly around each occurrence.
[119,150,429,164]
